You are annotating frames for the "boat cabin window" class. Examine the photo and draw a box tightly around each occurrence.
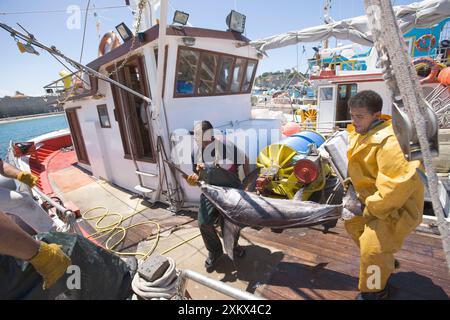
[241,60,257,92]
[197,53,219,95]
[319,87,334,101]
[176,49,200,95]
[174,46,258,97]
[216,56,234,93]
[97,104,111,128]
[230,58,246,93]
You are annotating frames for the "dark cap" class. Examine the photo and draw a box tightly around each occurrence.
[192,120,214,142]
[193,120,213,133]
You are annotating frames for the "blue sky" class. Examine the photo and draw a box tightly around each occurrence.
[0,0,415,97]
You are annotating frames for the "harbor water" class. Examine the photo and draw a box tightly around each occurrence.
[0,114,68,159]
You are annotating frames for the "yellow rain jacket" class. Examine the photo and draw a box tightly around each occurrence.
[344,115,424,292]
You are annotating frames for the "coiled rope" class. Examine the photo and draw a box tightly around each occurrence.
[131,257,179,300]
[81,200,161,260]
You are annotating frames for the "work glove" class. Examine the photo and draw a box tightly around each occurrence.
[28,241,71,290]
[196,163,205,172]
[16,171,39,188]
[341,184,365,220]
[186,173,199,186]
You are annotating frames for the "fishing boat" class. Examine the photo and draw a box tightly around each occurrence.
[2,0,450,300]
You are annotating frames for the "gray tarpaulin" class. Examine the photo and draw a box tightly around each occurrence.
[250,0,450,51]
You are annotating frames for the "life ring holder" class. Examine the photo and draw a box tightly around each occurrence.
[415,34,436,52]
[98,31,120,57]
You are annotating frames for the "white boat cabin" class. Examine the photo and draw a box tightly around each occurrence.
[60,24,281,207]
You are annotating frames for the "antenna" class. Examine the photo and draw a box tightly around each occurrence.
[323,0,332,49]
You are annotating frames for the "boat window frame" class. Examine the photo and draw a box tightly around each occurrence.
[97,104,111,128]
[173,48,201,96]
[195,51,220,96]
[214,54,235,94]
[173,46,258,98]
[230,57,248,93]
[241,59,258,92]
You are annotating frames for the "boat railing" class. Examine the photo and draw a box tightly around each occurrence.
[177,269,265,300]
[29,186,80,233]
[43,71,91,101]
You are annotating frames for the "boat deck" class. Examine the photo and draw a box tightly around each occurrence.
[46,150,450,300]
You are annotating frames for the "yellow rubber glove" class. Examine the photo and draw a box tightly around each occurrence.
[29,241,71,290]
[16,171,39,188]
[186,173,199,186]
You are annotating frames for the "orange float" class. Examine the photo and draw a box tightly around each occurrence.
[437,67,450,86]
[98,31,120,57]
[415,34,436,52]
[282,122,301,137]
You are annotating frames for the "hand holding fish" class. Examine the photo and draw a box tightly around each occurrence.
[186,173,200,186]
[196,163,205,172]
[341,184,365,220]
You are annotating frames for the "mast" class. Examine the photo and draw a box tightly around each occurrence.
[153,0,168,120]
[322,0,332,49]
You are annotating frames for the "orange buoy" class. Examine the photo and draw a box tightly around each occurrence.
[282,122,301,137]
[438,67,450,86]
[98,31,120,57]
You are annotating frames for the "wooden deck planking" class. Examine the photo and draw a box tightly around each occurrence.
[244,223,450,300]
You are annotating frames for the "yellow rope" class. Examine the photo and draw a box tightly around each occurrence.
[160,233,202,256]
[81,201,201,261]
[80,177,202,260]
[81,200,161,260]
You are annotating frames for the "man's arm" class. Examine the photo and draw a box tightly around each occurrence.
[0,160,21,179]
[0,211,39,260]
[364,135,423,220]
[243,155,251,177]
[0,159,39,188]
[0,210,71,289]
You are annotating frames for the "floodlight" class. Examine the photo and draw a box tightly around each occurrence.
[226,10,246,33]
[173,10,189,25]
[115,22,133,42]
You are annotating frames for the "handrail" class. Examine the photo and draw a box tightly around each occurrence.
[30,186,80,234]
[178,269,265,300]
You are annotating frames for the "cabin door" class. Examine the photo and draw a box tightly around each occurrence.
[317,85,337,131]
[66,108,90,165]
[110,56,155,162]
[336,83,357,128]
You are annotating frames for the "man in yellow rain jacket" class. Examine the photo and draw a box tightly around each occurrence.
[344,90,424,300]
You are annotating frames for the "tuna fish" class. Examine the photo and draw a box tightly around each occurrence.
[200,184,342,261]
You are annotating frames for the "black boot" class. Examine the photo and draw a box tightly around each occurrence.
[356,284,391,300]
[233,246,246,258]
[204,251,223,272]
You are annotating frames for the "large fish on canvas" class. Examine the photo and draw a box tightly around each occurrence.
[200,184,342,260]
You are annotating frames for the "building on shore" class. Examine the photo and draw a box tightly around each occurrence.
[0,92,61,118]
